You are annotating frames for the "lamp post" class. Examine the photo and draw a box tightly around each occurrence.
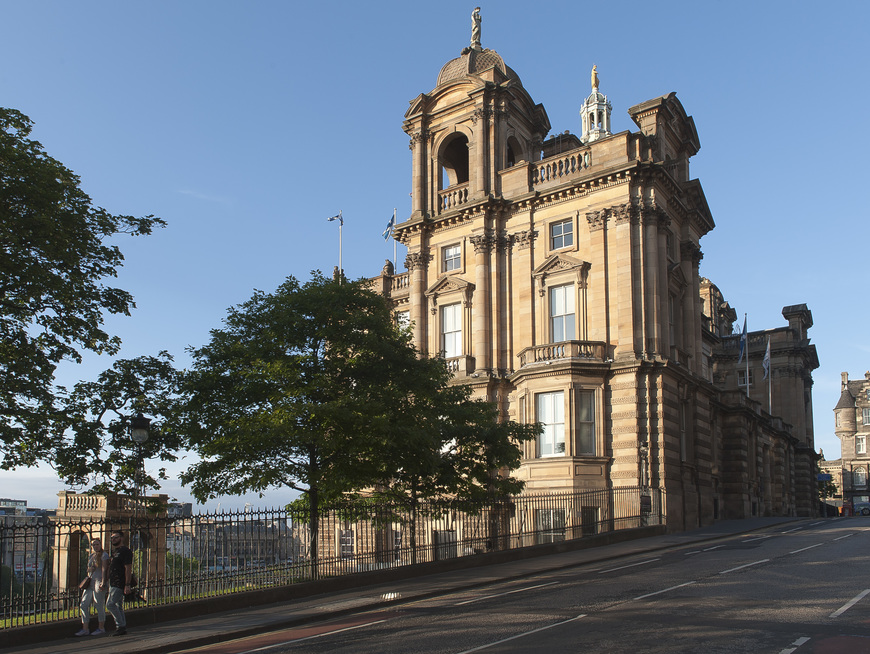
[129,413,150,542]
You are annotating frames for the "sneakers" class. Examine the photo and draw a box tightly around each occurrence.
[112,627,127,637]
[74,628,89,636]
[90,628,105,636]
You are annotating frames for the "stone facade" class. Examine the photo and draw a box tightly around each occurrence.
[370,21,819,530]
[833,371,870,511]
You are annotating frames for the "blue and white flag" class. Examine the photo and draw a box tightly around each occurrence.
[382,211,395,241]
[762,337,771,380]
[737,316,747,364]
[327,212,343,226]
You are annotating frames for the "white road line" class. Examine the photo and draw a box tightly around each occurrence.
[703,545,725,551]
[830,589,870,618]
[742,535,772,542]
[719,559,769,575]
[455,614,587,653]
[633,581,696,601]
[778,636,810,653]
[597,558,660,574]
[455,582,559,606]
[241,619,389,652]
[834,533,854,541]
[684,550,701,556]
[789,543,823,554]
[782,526,804,533]
[808,521,825,527]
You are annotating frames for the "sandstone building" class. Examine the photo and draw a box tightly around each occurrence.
[370,15,819,529]
[832,371,870,512]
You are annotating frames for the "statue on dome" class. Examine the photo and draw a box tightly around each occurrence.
[591,64,599,91]
[471,7,481,49]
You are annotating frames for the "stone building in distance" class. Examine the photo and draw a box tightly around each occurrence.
[832,371,870,512]
[370,12,819,530]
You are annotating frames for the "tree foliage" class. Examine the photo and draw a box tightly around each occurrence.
[0,107,165,467]
[177,272,536,569]
[51,352,183,497]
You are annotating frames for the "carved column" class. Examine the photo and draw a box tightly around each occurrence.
[408,129,428,219]
[405,249,432,354]
[470,230,493,372]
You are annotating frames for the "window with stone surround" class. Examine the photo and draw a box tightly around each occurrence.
[396,310,410,330]
[549,284,575,342]
[576,390,595,455]
[441,303,462,358]
[858,435,867,456]
[550,219,573,250]
[536,391,565,457]
[536,508,566,544]
[738,369,754,387]
[442,244,461,272]
[339,528,354,560]
[855,467,867,487]
[863,408,870,425]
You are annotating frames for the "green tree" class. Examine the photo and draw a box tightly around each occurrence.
[51,352,183,499]
[177,273,428,575]
[0,107,165,468]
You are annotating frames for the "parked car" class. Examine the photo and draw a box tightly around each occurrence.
[853,502,870,516]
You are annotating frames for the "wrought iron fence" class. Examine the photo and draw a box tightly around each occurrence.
[0,486,663,629]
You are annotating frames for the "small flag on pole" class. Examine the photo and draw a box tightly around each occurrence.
[737,316,747,365]
[762,337,771,380]
[327,211,343,226]
[382,211,396,241]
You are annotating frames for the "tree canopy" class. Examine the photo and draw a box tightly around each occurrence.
[0,107,165,468]
[177,272,536,567]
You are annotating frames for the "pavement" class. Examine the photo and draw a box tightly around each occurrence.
[3,516,808,654]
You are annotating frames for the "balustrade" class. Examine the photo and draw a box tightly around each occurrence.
[438,182,469,213]
[518,340,606,367]
[532,149,592,187]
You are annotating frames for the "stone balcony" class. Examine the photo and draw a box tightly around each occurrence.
[517,340,609,368]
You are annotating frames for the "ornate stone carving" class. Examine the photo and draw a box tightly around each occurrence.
[405,250,433,270]
[680,241,703,266]
[511,229,538,250]
[470,230,496,254]
[408,129,430,150]
[586,210,608,232]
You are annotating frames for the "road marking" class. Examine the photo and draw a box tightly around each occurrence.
[808,521,825,527]
[833,533,854,541]
[597,558,660,574]
[455,581,559,606]
[830,589,870,618]
[703,545,725,551]
[719,559,769,575]
[778,636,810,653]
[684,550,701,556]
[633,581,696,601]
[782,526,804,533]
[742,535,772,542]
[240,619,389,652]
[455,614,587,653]
[789,543,823,554]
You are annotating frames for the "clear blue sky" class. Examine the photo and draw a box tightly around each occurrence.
[2,0,867,510]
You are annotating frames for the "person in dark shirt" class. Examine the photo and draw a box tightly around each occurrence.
[106,530,134,636]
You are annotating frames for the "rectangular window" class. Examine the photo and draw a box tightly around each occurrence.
[537,391,565,457]
[442,244,461,272]
[858,435,867,455]
[441,303,462,358]
[536,508,566,544]
[549,284,575,342]
[550,219,573,250]
[738,369,754,387]
[339,529,354,560]
[863,408,870,425]
[576,390,595,455]
[396,310,410,330]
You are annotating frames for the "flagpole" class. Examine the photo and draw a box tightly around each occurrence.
[767,338,772,414]
[392,208,397,269]
[745,315,749,399]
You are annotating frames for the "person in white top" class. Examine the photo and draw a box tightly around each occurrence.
[75,537,110,636]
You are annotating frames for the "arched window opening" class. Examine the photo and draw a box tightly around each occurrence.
[505,135,523,169]
[440,135,469,189]
[855,467,867,487]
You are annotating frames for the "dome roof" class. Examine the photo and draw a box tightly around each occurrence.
[436,47,522,87]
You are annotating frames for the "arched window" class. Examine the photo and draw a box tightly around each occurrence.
[855,467,867,487]
[439,135,469,188]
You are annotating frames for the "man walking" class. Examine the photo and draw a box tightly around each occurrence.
[106,529,134,636]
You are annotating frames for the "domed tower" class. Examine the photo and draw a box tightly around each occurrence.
[403,18,550,221]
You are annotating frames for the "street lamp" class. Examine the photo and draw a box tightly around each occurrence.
[129,413,151,535]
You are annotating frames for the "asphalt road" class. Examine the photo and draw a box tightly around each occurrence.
[174,518,870,654]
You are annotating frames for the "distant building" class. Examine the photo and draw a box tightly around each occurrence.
[370,10,820,530]
[833,371,870,511]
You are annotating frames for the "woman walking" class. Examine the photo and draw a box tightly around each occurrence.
[75,537,110,636]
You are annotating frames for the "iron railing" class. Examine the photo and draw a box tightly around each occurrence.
[0,486,663,629]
